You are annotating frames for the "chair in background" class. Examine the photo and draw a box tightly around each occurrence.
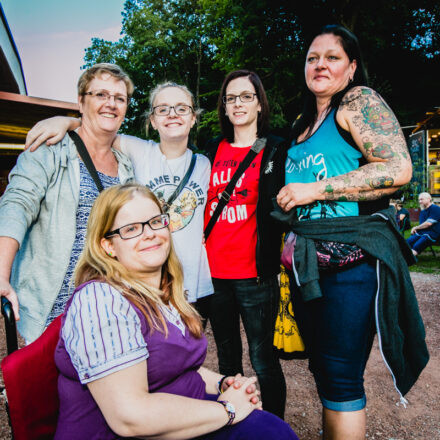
[1,298,61,440]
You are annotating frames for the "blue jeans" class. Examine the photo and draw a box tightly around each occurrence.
[407,233,435,254]
[291,261,377,412]
[209,276,286,418]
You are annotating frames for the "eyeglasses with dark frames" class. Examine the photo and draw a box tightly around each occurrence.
[223,93,257,105]
[83,90,129,106]
[152,105,193,116]
[104,214,170,240]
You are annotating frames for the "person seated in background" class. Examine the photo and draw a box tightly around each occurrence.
[54,183,298,440]
[407,192,440,256]
[392,200,411,234]
[0,63,135,343]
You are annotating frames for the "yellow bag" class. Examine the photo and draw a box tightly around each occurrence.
[274,236,307,359]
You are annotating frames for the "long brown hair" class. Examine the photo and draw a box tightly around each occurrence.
[74,183,202,337]
[217,69,270,143]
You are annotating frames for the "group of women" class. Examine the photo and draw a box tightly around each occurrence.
[0,24,428,440]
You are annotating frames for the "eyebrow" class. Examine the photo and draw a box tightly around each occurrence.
[226,90,255,94]
[154,102,191,106]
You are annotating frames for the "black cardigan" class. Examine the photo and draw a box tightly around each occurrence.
[204,135,287,279]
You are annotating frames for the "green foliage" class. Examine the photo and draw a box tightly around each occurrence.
[83,0,440,146]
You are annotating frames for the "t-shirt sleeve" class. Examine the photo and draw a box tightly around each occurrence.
[426,205,440,224]
[119,134,151,164]
[198,154,211,192]
[62,282,149,384]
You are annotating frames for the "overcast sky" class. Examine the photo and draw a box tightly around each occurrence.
[2,0,125,102]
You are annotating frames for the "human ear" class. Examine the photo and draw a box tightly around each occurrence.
[150,116,157,131]
[101,237,116,258]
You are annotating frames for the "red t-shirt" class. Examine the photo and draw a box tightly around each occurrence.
[204,139,263,278]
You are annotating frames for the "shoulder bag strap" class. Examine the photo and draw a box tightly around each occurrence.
[68,131,104,193]
[163,153,197,212]
[204,137,267,240]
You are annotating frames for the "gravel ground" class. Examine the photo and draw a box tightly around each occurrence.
[0,272,439,439]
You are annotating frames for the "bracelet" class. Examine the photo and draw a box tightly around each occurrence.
[217,375,228,394]
[218,400,235,426]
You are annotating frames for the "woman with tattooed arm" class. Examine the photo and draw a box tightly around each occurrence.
[276,25,428,440]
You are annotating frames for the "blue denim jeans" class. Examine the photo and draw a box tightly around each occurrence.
[209,276,286,418]
[407,233,435,254]
[291,261,377,412]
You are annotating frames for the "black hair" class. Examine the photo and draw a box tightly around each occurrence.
[217,70,270,143]
[291,24,368,142]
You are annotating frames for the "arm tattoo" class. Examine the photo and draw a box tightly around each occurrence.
[313,87,412,202]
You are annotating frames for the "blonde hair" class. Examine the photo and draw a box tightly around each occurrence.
[75,183,202,337]
[145,81,202,134]
[77,63,135,98]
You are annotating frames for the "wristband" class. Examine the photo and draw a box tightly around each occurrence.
[217,375,228,394]
[218,400,235,426]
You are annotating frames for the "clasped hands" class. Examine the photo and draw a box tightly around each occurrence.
[219,373,261,406]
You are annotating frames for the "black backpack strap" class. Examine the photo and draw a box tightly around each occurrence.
[68,131,104,192]
[163,153,197,212]
[204,138,267,240]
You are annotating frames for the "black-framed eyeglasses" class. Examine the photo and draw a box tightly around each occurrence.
[152,104,194,116]
[104,214,170,240]
[83,90,129,106]
[223,93,257,105]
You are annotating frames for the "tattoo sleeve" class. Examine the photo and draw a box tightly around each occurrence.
[315,87,412,202]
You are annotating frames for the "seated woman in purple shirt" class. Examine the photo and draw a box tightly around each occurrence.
[54,182,297,440]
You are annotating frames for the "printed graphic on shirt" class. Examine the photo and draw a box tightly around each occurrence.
[204,140,261,279]
[207,160,258,225]
[286,152,341,219]
[147,175,205,232]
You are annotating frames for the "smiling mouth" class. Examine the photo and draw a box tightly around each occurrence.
[140,244,161,252]
[100,113,117,118]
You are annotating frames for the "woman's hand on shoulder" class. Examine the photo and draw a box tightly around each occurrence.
[25,116,81,152]
[218,376,262,424]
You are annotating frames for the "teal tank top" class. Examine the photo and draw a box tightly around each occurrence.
[286,109,365,220]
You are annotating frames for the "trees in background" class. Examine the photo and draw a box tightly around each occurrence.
[83,0,440,145]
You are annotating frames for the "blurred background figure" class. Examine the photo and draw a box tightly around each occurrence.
[407,192,440,256]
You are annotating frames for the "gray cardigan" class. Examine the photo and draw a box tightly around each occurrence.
[0,133,134,342]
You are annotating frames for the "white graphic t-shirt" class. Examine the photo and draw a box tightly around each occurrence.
[120,135,213,302]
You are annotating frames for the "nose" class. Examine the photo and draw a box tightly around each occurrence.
[105,95,117,107]
[316,57,327,69]
[168,106,178,116]
[141,223,156,238]
[232,96,242,106]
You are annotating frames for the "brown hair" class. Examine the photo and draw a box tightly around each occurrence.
[77,63,134,99]
[217,70,270,143]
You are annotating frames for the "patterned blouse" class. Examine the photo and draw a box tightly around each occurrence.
[46,160,119,325]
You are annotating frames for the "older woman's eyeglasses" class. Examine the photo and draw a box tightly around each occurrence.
[223,93,257,105]
[84,90,128,106]
[104,214,170,240]
[152,105,193,116]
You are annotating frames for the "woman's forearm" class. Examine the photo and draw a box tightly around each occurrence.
[314,158,412,202]
[198,366,224,395]
[117,392,229,439]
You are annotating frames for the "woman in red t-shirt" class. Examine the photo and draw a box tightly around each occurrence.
[203,70,287,419]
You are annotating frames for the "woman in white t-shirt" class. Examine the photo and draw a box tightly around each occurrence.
[25,82,213,308]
